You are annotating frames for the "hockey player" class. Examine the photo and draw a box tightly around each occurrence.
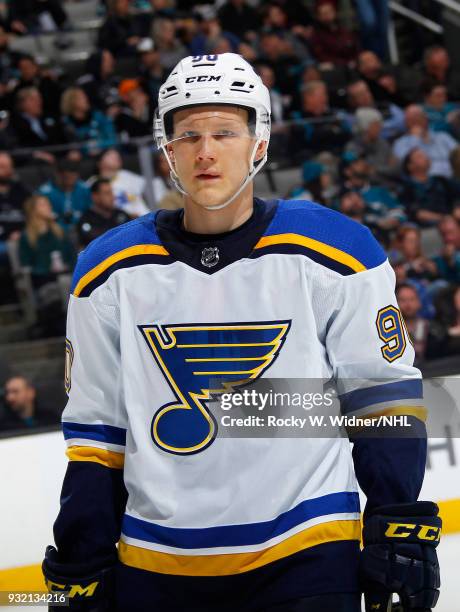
[43,54,441,611]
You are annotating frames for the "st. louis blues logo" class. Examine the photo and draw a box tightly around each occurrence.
[138,321,291,455]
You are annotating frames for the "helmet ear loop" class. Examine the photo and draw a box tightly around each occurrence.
[161,142,187,196]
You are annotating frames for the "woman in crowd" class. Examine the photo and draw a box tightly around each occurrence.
[391,225,438,282]
[19,195,76,335]
[61,87,117,156]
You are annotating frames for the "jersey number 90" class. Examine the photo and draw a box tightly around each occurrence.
[376,305,411,363]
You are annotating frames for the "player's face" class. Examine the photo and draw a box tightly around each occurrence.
[168,106,260,209]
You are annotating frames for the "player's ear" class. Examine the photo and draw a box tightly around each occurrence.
[166,144,175,166]
[255,140,268,162]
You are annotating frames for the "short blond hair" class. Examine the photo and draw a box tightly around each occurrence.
[60,87,84,116]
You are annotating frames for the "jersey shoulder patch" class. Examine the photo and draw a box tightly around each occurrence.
[252,199,386,275]
[71,212,171,297]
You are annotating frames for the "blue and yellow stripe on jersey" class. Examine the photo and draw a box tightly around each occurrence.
[251,199,387,275]
[119,491,361,576]
[71,213,172,298]
[339,379,427,423]
[62,422,126,468]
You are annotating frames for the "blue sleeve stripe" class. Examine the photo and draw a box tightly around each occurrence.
[339,379,423,414]
[121,491,359,549]
[62,422,127,446]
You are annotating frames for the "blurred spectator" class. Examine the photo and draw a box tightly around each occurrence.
[391,252,434,320]
[8,55,62,118]
[399,148,458,226]
[10,87,65,158]
[261,2,310,62]
[393,105,459,178]
[353,0,389,61]
[355,50,405,106]
[76,50,120,113]
[431,216,460,284]
[78,179,131,247]
[338,190,366,224]
[137,39,165,105]
[98,0,151,56]
[451,146,460,185]
[0,376,57,431]
[292,80,351,157]
[421,46,460,102]
[271,0,313,29]
[190,6,240,57]
[396,283,430,364]
[37,158,92,230]
[341,153,406,239]
[0,152,29,249]
[115,79,154,139]
[19,195,76,278]
[346,80,405,140]
[258,31,301,97]
[19,194,76,335]
[61,87,117,156]
[428,285,460,359]
[217,0,260,41]
[309,1,360,66]
[7,0,68,35]
[256,63,286,123]
[0,25,18,89]
[422,79,460,139]
[288,160,337,206]
[152,17,188,72]
[391,225,437,283]
[345,107,396,179]
[89,149,149,217]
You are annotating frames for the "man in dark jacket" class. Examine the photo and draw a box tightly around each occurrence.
[77,178,131,247]
[0,375,58,431]
[10,86,65,150]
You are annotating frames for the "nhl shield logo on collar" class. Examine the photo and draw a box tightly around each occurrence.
[201,247,220,268]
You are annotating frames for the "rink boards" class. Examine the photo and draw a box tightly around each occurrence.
[0,429,459,598]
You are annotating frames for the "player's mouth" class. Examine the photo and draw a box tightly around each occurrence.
[195,172,221,181]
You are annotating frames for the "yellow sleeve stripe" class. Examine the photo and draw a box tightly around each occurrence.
[361,406,427,422]
[66,446,125,469]
[73,244,169,297]
[254,233,367,273]
[119,519,360,576]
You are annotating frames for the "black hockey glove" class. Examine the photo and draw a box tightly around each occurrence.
[42,545,116,611]
[360,501,441,612]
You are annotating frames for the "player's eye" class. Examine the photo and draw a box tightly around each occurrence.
[213,130,238,139]
[178,131,200,143]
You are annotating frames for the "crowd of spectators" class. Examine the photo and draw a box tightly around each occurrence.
[0,0,459,417]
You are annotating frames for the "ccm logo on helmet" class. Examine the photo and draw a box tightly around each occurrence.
[185,75,222,83]
[384,522,441,541]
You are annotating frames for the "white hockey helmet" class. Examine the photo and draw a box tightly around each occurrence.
[153,53,271,209]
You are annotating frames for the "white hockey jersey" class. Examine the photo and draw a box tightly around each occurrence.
[59,198,425,593]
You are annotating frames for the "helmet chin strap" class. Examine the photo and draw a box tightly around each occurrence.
[161,138,267,212]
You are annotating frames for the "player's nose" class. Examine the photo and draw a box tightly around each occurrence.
[196,134,216,161]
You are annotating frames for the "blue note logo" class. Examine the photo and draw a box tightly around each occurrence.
[139,321,291,455]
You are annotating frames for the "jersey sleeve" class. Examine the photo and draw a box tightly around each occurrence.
[325,255,427,514]
[53,278,128,563]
